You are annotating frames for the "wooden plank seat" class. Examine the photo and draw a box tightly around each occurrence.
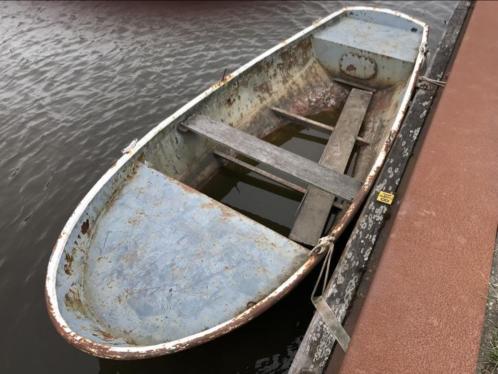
[184,115,361,202]
[213,151,346,210]
[270,107,370,145]
[84,163,310,345]
[289,88,372,246]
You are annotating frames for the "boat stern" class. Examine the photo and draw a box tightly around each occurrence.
[312,7,427,88]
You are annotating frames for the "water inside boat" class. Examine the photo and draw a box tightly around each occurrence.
[201,111,343,238]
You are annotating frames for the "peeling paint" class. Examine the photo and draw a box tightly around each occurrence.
[46,5,429,361]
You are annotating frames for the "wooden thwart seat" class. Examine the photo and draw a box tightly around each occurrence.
[214,151,307,194]
[271,107,370,145]
[184,115,361,202]
[213,151,346,211]
[289,88,372,246]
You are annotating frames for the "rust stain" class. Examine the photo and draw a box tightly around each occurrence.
[346,64,357,72]
[219,207,237,220]
[127,210,145,225]
[175,179,199,194]
[211,72,234,90]
[200,201,217,210]
[254,81,272,95]
[293,83,349,117]
[81,219,90,235]
[226,96,235,106]
[200,201,237,220]
[63,252,74,275]
[64,288,85,315]
[94,328,115,341]
[122,250,139,264]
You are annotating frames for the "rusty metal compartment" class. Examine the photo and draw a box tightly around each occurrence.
[45,6,427,360]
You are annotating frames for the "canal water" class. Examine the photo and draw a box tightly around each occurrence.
[0,1,457,373]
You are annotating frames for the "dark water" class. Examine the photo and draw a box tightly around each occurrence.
[0,1,456,373]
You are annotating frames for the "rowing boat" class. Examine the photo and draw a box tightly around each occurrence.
[45,7,427,359]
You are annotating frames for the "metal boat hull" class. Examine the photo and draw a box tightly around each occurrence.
[45,7,427,359]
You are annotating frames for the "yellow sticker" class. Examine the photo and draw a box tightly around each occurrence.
[377,191,395,205]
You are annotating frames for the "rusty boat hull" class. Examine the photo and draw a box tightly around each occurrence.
[45,7,427,359]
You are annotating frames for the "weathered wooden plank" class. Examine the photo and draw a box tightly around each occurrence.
[289,2,472,373]
[271,107,335,131]
[290,89,372,246]
[333,77,377,92]
[185,115,361,201]
[271,107,370,145]
[214,151,307,194]
[215,151,346,210]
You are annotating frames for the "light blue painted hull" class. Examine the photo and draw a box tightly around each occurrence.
[82,164,307,346]
[45,6,427,359]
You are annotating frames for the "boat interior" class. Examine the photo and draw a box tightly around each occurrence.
[52,9,424,352]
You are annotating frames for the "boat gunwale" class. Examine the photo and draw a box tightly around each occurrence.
[45,6,428,359]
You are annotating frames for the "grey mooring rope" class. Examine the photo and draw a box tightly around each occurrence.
[309,236,350,351]
[418,75,447,88]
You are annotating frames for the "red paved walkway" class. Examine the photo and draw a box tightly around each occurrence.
[336,2,498,373]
